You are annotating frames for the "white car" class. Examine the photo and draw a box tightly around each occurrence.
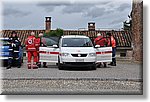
[39,35,112,70]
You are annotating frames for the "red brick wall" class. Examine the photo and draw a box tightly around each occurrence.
[131,0,143,61]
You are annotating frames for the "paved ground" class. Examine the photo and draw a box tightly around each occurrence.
[1,61,142,80]
[0,60,143,95]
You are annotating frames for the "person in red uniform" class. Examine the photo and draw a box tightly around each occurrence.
[94,33,108,67]
[35,33,41,67]
[106,32,117,66]
[25,32,38,69]
[36,32,47,68]
[94,33,108,47]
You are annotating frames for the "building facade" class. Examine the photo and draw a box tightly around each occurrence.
[131,0,143,61]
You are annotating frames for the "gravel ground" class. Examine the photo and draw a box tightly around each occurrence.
[1,79,142,95]
[0,60,143,95]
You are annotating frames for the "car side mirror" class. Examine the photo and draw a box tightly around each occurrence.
[95,45,100,48]
[52,45,58,48]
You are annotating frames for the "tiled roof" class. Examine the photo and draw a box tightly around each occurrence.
[1,30,45,45]
[63,30,132,47]
[1,30,132,47]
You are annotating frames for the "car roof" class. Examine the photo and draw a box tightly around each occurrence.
[61,35,89,38]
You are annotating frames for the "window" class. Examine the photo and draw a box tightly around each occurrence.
[2,40,10,46]
[42,37,58,47]
[62,38,93,47]
[120,53,126,57]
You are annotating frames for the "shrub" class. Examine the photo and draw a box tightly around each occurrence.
[44,28,63,37]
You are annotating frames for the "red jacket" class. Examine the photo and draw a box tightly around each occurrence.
[25,36,37,51]
[107,36,116,47]
[35,37,41,50]
[94,36,107,47]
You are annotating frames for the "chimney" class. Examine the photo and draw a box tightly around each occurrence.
[45,17,51,31]
[88,22,95,31]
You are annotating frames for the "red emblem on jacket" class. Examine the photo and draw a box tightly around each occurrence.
[25,35,36,51]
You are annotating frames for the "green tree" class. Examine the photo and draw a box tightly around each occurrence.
[44,28,63,37]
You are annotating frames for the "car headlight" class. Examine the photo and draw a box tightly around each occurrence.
[61,53,69,56]
[89,53,96,57]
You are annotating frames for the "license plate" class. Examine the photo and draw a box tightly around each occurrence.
[76,59,84,62]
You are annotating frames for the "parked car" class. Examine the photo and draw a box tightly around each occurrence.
[0,38,23,66]
[39,35,112,70]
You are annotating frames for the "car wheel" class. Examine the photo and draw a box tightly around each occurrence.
[58,57,63,70]
[3,60,8,67]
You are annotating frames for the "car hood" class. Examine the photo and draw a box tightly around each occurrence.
[60,47,95,53]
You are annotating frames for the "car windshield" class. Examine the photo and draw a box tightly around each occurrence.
[62,38,93,47]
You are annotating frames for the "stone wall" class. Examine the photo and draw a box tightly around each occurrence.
[131,0,143,62]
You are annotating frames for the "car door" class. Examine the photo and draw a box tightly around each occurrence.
[0,39,12,59]
[39,47,59,63]
[95,47,112,62]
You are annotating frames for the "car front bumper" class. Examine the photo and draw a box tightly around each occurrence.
[61,62,96,68]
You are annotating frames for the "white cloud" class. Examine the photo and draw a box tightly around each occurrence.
[2,0,132,30]
[3,8,31,16]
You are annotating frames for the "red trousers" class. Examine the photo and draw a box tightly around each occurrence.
[27,51,38,66]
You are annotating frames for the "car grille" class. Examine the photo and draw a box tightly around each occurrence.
[64,62,94,65]
[71,54,87,57]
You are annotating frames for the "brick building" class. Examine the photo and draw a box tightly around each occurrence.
[1,17,132,60]
[131,0,143,61]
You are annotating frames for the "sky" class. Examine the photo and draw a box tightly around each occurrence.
[1,0,132,30]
